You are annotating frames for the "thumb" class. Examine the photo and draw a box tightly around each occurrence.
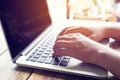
[89,33,104,41]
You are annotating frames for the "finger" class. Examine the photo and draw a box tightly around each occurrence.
[89,34,97,41]
[58,27,73,36]
[55,34,75,43]
[56,35,72,40]
[53,40,73,56]
[64,27,92,36]
[54,40,72,50]
[64,27,82,34]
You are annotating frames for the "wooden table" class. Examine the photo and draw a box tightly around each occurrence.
[0,20,119,80]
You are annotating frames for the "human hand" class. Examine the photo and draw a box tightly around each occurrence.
[58,26,107,41]
[53,33,100,63]
[59,22,120,41]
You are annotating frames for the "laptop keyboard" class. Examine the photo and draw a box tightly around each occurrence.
[26,31,71,67]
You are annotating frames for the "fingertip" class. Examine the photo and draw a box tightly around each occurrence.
[89,33,105,42]
[58,27,70,36]
[89,34,97,41]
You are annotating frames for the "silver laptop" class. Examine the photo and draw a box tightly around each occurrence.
[0,0,107,79]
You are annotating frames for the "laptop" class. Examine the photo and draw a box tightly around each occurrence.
[0,0,107,79]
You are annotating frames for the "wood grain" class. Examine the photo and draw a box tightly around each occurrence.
[0,50,33,80]
[28,69,97,80]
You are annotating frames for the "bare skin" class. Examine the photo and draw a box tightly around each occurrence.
[53,22,120,78]
[58,23,120,41]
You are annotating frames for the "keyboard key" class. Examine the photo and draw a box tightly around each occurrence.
[39,50,44,53]
[48,54,53,57]
[41,47,47,50]
[46,49,52,53]
[30,57,38,62]
[55,56,62,61]
[34,54,41,58]
[59,56,70,66]
[52,56,62,65]
[52,60,59,65]
[41,53,49,58]
[62,57,70,63]
[36,52,42,55]
[59,61,68,67]
[26,56,32,61]
[26,53,36,61]
[44,56,54,64]
[29,53,35,57]
[37,57,46,63]
[43,44,48,47]
[34,49,39,52]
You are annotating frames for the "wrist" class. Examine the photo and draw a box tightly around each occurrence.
[91,44,119,70]
[91,49,107,68]
[88,42,109,68]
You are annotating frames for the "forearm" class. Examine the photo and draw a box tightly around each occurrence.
[92,44,120,78]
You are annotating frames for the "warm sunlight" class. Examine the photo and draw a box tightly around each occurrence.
[47,0,116,22]
[47,0,67,22]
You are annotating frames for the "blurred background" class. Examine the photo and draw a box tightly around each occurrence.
[47,0,119,22]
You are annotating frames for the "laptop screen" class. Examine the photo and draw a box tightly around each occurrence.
[0,0,51,59]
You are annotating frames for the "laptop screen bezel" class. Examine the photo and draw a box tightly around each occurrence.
[0,0,52,61]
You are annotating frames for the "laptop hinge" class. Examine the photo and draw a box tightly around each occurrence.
[13,53,22,63]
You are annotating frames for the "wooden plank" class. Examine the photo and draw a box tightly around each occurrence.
[28,70,93,80]
[0,50,33,80]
